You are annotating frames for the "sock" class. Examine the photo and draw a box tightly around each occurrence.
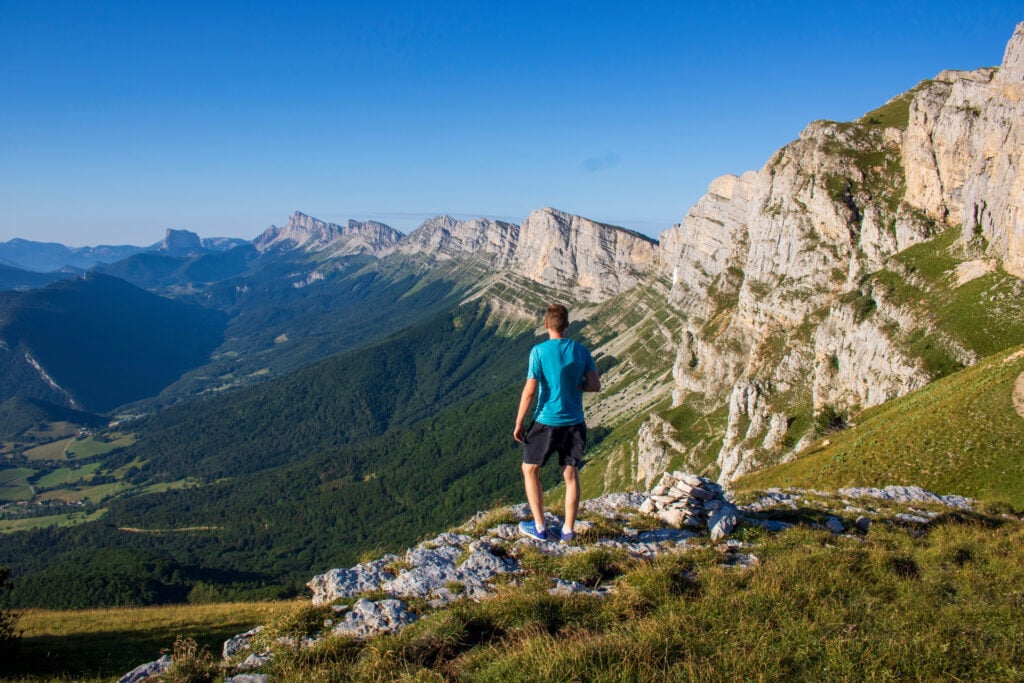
[562,524,573,535]
[534,522,546,533]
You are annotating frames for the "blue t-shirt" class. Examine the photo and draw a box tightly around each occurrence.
[526,338,596,426]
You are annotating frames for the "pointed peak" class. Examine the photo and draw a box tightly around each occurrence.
[998,22,1024,82]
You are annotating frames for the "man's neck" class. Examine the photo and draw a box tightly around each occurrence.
[547,330,565,340]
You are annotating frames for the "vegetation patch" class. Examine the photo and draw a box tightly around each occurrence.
[738,346,1024,507]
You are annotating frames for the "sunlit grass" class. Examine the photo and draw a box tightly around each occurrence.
[7,600,296,681]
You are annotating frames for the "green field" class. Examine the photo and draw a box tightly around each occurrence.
[66,432,136,460]
[23,437,74,461]
[0,467,36,501]
[36,482,129,504]
[35,462,101,487]
[7,600,296,682]
[0,467,36,485]
[738,345,1024,507]
[0,508,106,533]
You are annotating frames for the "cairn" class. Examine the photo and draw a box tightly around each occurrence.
[639,471,738,540]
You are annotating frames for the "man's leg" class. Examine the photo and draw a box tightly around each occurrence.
[562,465,579,532]
[522,462,545,528]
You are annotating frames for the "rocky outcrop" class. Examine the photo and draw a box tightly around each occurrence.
[512,208,659,302]
[650,24,1024,484]
[386,215,519,265]
[903,22,1024,278]
[253,211,403,256]
[156,229,204,257]
[119,479,979,681]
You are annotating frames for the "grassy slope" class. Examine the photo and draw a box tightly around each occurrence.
[4,601,295,682]
[736,345,1024,507]
[9,510,1024,682]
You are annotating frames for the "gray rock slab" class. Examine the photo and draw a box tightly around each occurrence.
[549,578,611,597]
[580,492,646,517]
[708,503,739,541]
[825,516,845,534]
[225,675,271,683]
[838,485,972,509]
[238,651,273,671]
[332,598,418,639]
[308,556,398,605]
[223,626,263,660]
[118,655,171,683]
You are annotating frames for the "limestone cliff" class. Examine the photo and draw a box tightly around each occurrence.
[385,215,519,265]
[254,211,403,257]
[511,208,659,302]
[389,208,659,303]
[903,22,1024,277]
[624,23,1024,485]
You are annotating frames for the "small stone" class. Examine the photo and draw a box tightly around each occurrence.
[117,655,171,683]
[825,516,845,534]
[225,675,271,683]
[708,503,739,541]
[651,485,670,496]
[855,516,871,533]
[657,508,686,527]
[638,498,656,515]
[237,652,273,672]
[223,626,263,660]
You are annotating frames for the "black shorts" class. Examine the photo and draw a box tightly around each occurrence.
[522,422,587,467]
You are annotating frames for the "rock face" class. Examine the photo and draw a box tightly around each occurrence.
[254,211,403,256]
[386,215,519,265]
[157,228,204,257]
[511,208,659,302]
[389,208,659,303]
[649,24,1024,483]
[903,22,1024,278]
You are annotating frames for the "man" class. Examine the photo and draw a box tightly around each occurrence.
[513,303,600,543]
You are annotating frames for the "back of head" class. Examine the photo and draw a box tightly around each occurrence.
[545,304,569,333]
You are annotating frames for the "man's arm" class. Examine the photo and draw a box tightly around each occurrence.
[581,370,601,393]
[514,378,538,443]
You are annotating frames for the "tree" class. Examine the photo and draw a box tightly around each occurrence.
[0,566,19,657]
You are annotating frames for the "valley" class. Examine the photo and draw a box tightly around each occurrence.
[0,23,1019,673]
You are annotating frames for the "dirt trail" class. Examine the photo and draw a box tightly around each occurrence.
[1015,371,1024,420]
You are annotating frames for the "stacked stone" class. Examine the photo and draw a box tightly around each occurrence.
[639,471,737,540]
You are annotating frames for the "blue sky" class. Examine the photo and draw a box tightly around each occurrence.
[1,1,1021,246]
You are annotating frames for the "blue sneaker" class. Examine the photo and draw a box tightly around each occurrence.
[518,520,548,541]
[560,529,576,544]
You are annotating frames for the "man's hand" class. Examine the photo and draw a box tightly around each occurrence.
[514,423,526,443]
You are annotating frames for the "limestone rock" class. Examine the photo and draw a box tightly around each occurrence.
[254,211,402,257]
[117,655,171,683]
[223,626,263,660]
[837,485,972,509]
[385,215,518,265]
[642,470,737,539]
[332,599,418,639]
[512,208,658,302]
[708,504,739,541]
[225,675,271,683]
[308,556,398,605]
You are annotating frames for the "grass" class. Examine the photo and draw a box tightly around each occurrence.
[736,345,1024,507]
[870,226,1024,363]
[23,438,74,462]
[4,600,296,682]
[230,515,1024,682]
[66,433,136,460]
[34,463,101,487]
[0,508,107,532]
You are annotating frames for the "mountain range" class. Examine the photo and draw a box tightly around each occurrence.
[0,23,1021,608]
